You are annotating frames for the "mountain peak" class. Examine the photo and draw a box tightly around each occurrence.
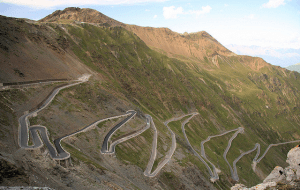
[39,7,123,27]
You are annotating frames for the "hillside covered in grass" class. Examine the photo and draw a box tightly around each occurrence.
[1,7,300,189]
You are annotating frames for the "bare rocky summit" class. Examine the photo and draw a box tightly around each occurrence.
[39,7,124,27]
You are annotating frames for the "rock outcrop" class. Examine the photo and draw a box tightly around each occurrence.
[39,7,124,27]
[231,145,300,190]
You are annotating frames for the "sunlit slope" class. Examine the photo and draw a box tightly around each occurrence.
[2,7,300,188]
[47,20,300,186]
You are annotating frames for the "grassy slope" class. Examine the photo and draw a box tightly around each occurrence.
[5,19,300,189]
[49,22,300,187]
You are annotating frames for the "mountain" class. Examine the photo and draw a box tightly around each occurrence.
[40,7,124,27]
[1,7,300,190]
[125,26,234,60]
[286,63,300,73]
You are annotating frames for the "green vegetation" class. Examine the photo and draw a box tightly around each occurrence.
[160,171,184,189]
[62,142,106,170]
[4,17,300,188]
[47,22,300,186]
[115,127,153,169]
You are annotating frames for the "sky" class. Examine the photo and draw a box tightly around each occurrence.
[0,0,299,67]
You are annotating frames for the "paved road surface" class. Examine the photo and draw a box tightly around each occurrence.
[181,113,220,182]
[144,113,190,177]
[17,74,300,179]
[108,115,151,154]
[223,127,244,181]
[200,127,241,181]
[54,112,133,158]
[19,78,88,150]
[100,110,137,154]
[143,115,158,177]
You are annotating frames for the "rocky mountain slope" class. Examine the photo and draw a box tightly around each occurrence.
[1,7,300,190]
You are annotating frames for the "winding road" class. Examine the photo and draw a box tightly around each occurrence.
[100,112,180,177]
[181,113,221,182]
[19,74,138,160]
[19,75,90,159]
[16,75,185,176]
[198,124,300,182]
[100,110,137,154]
[143,114,179,177]
[199,127,243,181]
[16,75,300,181]
[222,127,244,181]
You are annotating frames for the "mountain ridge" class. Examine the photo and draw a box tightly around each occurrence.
[39,7,235,62]
[39,7,124,27]
[286,62,300,73]
[1,7,300,190]
[39,7,273,71]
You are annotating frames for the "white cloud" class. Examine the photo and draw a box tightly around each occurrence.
[153,15,157,19]
[262,0,286,8]
[226,45,300,67]
[163,6,183,19]
[189,5,212,16]
[163,5,211,19]
[286,53,300,57]
[226,45,300,58]
[2,0,168,9]
[145,9,150,12]
[246,14,255,19]
[224,4,229,7]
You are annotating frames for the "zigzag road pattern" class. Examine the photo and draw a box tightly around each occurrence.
[17,74,300,180]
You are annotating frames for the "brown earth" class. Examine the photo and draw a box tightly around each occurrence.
[1,7,300,190]
[39,7,271,72]
[0,15,92,83]
[39,7,124,27]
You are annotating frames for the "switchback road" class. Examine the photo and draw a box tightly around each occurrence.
[16,75,300,180]
[100,110,136,154]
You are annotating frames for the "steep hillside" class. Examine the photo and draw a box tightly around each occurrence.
[0,15,92,83]
[125,25,234,61]
[1,7,300,190]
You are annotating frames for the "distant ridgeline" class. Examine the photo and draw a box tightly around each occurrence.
[286,63,300,73]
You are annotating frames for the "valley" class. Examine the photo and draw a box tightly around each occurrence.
[1,7,300,190]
